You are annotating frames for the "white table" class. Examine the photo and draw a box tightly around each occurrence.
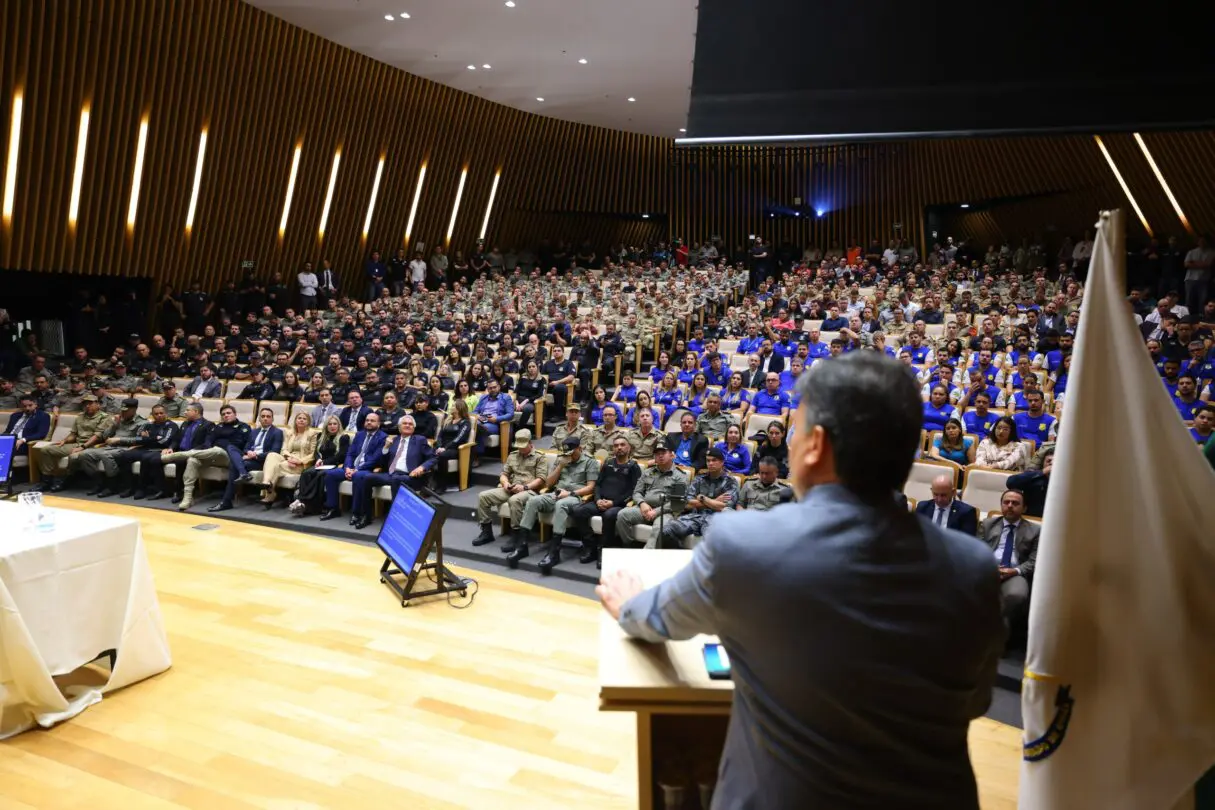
[598,549,733,810]
[0,502,172,739]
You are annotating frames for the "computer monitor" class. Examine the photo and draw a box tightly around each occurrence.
[376,485,439,575]
[0,435,14,484]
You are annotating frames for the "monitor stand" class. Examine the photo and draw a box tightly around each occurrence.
[378,489,468,607]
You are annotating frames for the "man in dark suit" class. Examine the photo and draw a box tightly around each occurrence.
[317,260,339,303]
[915,474,979,536]
[1006,448,1052,517]
[979,489,1040,627]
[598,352,1004,808]
[209,406,284,512]
[4,395,51,456]
[320,411,388,522]
[154,403,213,502]
[338,390,373,433]
[665,411,709,470]
[741,355,767,390]
[755,339,785,375]
[348,414,436,529]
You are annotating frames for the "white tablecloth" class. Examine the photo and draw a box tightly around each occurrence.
[0,502,172,738]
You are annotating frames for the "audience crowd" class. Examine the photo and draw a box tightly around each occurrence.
[4,231,1214,619]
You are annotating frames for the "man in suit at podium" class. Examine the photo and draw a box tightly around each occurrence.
[597,353,1004,810]
[914,474,979,536]
[347,414,436,529]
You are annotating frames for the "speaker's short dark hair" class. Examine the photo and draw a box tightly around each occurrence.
[796,352,921,499]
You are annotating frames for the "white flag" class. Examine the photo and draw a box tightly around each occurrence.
[1019,209,1215,810]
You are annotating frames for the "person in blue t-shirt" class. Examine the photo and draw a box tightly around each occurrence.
[928,418,976,466]
[1045,333,1074,373]
[714,424,752,474]
[1191,405,1215,445]
[772,330,798,358]
[751,374,791,419]
[611,371,638,405]
[1049,352,1072,399]
[779,357,805,394]
[902,332,934,365]
[1173,375,1203,422]
[803,329,830,359]
[962,392,1000,440]
[1181,342,1215,386]
[703,353,729,387]
[1012,390,1056,445]
[922,385,958,432]
[687,328,706,356]
[588,386,622,426]
[737,325,764,355]
[1161,359,1182,397]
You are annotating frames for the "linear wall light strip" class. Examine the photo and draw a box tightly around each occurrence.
[1094,135,1152,237]
[362,156,385,238]
[2,92,23,222]
[479,169,501,241]
[185,129,208,231]
[318,149,341,237]
[68,107,90,226]
[1133,132,1193,236]
[126,116,150,229]
[446,167,468,244]
[403,163,426,245]
[279,143,302,237]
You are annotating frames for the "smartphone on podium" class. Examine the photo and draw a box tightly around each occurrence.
[702,642,731,680]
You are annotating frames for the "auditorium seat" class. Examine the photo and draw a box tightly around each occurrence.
[225,399,256,422]
[962,467,1011,515]
[904,459,959,503]
[745,412,785,439]
[224,380,249,400]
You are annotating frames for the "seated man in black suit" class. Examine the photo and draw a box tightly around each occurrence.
[1006,448,1052,518]
[914,474,979,536]
[665,411,709,470]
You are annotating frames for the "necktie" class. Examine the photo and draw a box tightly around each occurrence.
[253,429,266,454]
[1000,523,1017,566]
[353,433,373,468]
[394,438,410,473]
[935,506,945,527]
[346,410,358,431]
[13,415,28,438]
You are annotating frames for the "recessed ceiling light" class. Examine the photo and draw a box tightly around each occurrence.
[536,97,544,102]
[482,64,492,69]
[504,1,516,6]
[578,58,588,64]
[400,12,410,18]
[641,214,650,219]
[627,97,636,102]
[960,203,970,208]
[467,65,476,70]
[384,14,394,20]
[679,128,686,133]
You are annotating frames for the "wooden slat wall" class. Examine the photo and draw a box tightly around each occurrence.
[0,0,668,291]
[2,0,1213,297]
[669,133,1215,255]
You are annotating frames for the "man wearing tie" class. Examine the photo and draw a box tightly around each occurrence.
[209,407,284,512]
[914,474,979,536]
[317,259,339,304]
[4,395,51,457]
[339,390,373,433]
[309,388,340,427]
[348,414,436,530]
[980,489,1040,627]
[320,412,387,523]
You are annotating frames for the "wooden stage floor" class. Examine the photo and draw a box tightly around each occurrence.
[0,499,1021,809]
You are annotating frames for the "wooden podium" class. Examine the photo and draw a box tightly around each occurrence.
[598,549,733,810]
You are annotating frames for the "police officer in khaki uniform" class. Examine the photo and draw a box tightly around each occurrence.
[615,437,690,546]
[510,435,599,573]
[585,406,630,456]
[79,397,147,496]
[472,429,548,548]
[695,393,736,440]
[550,403,590,447]
[627,407,663,460]
[737,457,794,512]
[53,377,90,414]
[155,380,188,418]
[33,393,113,492]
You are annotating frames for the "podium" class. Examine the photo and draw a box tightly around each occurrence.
[598,549,733,810]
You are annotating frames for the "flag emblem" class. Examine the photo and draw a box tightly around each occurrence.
[1022,684,1074,762]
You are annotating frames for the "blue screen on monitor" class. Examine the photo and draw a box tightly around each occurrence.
[377,486,437,572]
[0,435,13,483]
